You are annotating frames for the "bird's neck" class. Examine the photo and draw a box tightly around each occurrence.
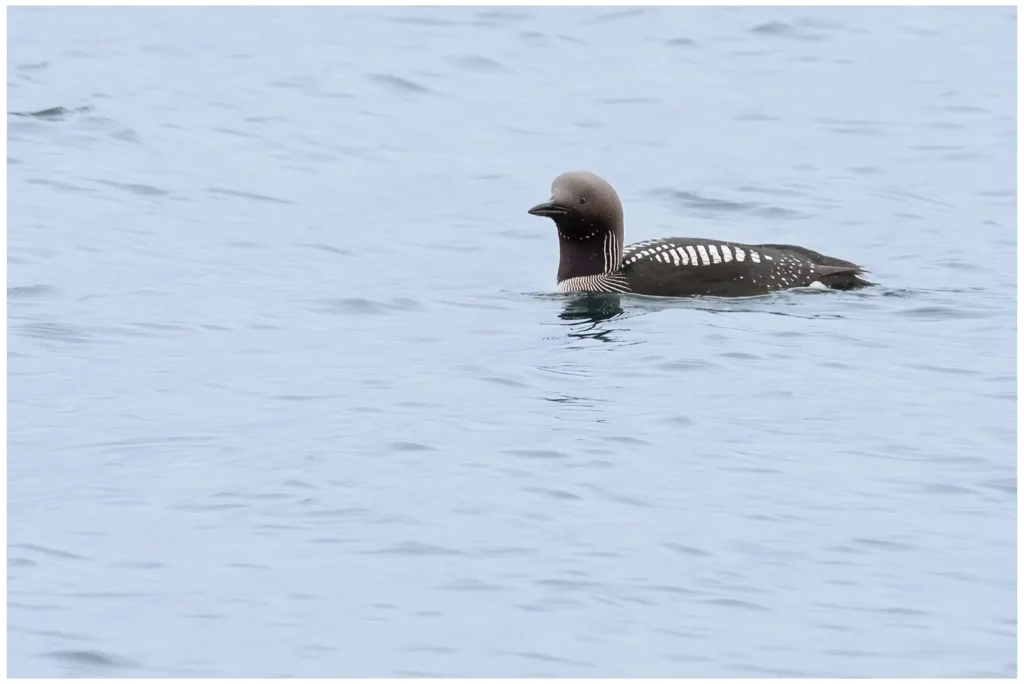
[556,223,624,282]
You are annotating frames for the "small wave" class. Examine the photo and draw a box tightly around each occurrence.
[367,73,435,96]
[9,105,94,119]
[14,320,91,343]
[651,188,807,220]
[11,543,88,561]
[206,186,295,205]
[43,650,134,669]
[364,541,463,556]
[92,179,169,197]
[750,20,825,41]
[449,54,507,72]
[8,284,57,299]
[311,297,423,315]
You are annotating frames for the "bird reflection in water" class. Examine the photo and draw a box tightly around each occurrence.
[558,293,629,342]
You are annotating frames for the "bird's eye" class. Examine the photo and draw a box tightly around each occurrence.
[579,197,587,205]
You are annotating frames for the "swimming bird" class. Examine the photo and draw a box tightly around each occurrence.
[528,171,871,297]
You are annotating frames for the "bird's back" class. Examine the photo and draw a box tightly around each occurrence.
[619,237,869,297]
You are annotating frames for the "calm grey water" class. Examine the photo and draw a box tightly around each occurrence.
[7,6,1016,678]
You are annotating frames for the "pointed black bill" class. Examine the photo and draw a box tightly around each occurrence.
[528,200,570,217]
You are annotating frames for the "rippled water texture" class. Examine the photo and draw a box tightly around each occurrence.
[7,6,1016,678]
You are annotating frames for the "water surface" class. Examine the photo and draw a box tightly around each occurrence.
[8,6,1016,677]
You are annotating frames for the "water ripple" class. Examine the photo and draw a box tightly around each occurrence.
[652,188,808,220]
[206,186,295,205]
[43,650,135,670]
[368,73,436,95]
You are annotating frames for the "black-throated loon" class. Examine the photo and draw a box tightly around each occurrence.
[528,171,871,297]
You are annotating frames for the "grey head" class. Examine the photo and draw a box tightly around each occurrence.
[528,171,625,282]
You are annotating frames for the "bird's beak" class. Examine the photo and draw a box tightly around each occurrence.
[528,200,570,217]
